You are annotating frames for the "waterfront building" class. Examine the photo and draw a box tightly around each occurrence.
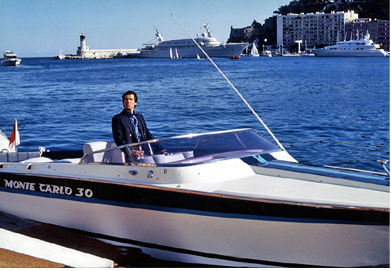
[345,19,389,49]
[227,26,254,43]
[277,11,359,50]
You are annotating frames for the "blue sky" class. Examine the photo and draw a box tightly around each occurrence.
[0,0,290,57]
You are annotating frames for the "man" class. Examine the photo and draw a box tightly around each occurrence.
[112,90,155,147]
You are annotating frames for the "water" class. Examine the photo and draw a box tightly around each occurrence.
[0,56,389,172]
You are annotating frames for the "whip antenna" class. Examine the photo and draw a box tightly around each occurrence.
[171,14,286,151]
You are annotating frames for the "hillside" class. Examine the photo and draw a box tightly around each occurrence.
[273,0,389,20]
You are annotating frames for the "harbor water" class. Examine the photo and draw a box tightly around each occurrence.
[0,56,389,173]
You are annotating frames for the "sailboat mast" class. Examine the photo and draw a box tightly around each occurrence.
[171,14,286,151]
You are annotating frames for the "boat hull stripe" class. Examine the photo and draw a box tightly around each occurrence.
[0,172,388,224]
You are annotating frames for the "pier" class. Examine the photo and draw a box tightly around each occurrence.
[0,211,211,267]
[55,34,139,59]
[0,211,147,267]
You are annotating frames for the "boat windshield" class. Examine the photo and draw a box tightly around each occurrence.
[80,129,278,166]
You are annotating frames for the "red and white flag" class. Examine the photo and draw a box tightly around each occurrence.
[8,119,20,152]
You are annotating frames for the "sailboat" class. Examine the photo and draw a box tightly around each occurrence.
[175,48,180,59]
[250,41,259,57]
[169,48,173,59]
[58,51,64,60]
[196,48,203,60]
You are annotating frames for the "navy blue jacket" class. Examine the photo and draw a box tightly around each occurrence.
[112,110,155,146]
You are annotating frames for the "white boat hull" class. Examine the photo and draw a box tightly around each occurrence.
[315,49,387,57]
[315,34,387,57]
[138,44,246,58]
[1,59,21,66]
[0,185,388,267]
[0,129,388,267]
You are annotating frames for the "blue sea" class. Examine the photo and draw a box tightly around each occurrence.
[0,56,389,173]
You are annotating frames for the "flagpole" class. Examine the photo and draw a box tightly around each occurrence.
[8,119,20,152]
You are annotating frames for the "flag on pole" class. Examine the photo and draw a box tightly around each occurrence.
[8,119,20,152]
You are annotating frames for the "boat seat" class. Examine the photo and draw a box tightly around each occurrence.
[153,152,186,164]
[83,141,125,164]
[0,151,41,162]
[102,148,126,164]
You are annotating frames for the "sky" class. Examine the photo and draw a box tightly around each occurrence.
[0,0,290,57]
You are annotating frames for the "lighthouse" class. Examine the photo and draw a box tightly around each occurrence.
[77,34,89,56]
[80,34,86,53]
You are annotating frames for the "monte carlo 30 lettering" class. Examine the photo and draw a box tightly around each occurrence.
[3,179,93,198]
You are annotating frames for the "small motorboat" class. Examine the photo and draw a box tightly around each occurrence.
[0,128,388,267]
[1,51,21,66]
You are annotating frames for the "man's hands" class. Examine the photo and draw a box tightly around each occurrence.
[131,149,144,158]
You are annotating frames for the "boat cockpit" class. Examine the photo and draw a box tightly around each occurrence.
[80,129,281,167]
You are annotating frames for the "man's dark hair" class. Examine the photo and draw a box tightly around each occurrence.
[122,91,138,102]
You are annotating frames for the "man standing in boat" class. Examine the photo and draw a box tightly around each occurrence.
[112,91,156,156]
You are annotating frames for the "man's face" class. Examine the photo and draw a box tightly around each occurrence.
[123,94,137,113]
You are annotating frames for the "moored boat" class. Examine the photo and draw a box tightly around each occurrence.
[250,41,259,57]
[0,128,388,267]
[1,51,21,66]
[315,33,387,57]
[132,24,246,59]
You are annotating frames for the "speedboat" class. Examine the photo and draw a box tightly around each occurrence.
[1,51,21,66]
[315,33,387,57]
[133,24,246,59]
[0,128,388,267]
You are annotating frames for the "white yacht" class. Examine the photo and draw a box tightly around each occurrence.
[1,51,21,66]
[315,34,387,57]
[134,24,246,58]
[0,128,388,267]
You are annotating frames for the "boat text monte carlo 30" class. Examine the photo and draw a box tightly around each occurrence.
[132,24,246,59]
[0,128,388,267]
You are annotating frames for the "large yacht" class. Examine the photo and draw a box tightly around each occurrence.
[315,34,387,57]
[134,24,247,58]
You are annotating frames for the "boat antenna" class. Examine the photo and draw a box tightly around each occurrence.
[171,14,286,151]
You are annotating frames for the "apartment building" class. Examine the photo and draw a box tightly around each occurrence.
[277,11,359,49]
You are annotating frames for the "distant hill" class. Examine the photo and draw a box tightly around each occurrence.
[273,0,389,20]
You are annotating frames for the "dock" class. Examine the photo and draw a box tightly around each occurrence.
[0,211,149,267]
[0,211,212,267]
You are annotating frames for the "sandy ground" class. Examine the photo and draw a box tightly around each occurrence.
[0,248,64,268]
